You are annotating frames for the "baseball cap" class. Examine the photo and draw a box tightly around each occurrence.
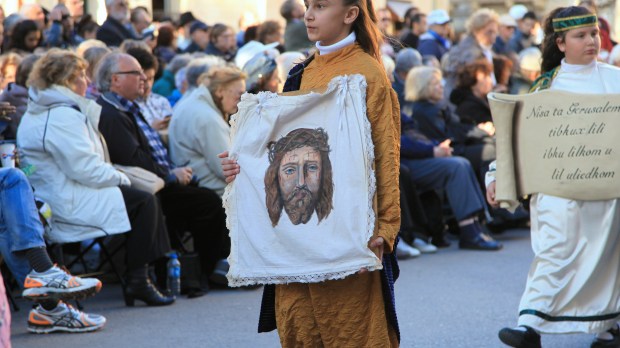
[499,14,517,27]
[509,5,528,21]
[427,9,451,26]
[189,21,209,35]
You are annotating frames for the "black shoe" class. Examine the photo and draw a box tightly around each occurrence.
[209,259,229,286]
[431,234,451,248]
[124,277,175,307]
[459,232,503,251]
[498,326,541,348]
[591,325,620,348]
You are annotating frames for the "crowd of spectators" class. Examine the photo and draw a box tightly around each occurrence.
[0,0,618,338]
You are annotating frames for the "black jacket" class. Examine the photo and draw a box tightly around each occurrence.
[96,16,136,47]
[97,93,168,179]
[450,87,493,125]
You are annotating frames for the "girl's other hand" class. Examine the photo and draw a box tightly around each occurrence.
[218,151,240,183]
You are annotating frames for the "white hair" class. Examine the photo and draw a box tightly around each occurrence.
[185,56,226,88]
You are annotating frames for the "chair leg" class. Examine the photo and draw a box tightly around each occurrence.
[96,238,127,291]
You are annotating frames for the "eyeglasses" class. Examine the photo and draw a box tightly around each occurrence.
[113,70,144,76]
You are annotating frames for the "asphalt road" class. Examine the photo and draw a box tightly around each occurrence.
[10,228,594,347]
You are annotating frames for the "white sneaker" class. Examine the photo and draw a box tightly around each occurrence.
[413,238,438,254]
[28,301,106,334]
[396,241,421,259]
[22,265,102,301]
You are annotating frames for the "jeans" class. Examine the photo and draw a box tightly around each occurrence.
[0,168,44,285]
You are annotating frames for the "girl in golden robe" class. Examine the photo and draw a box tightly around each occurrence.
[221,0,401,346]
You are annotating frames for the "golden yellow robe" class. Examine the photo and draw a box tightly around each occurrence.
[275,43,401,347]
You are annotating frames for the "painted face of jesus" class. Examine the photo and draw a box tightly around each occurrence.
[278,146,322,225]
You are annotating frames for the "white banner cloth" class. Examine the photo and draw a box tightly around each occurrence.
[223,75,382,287]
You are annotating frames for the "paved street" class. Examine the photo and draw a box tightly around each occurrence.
[10,228,594,347]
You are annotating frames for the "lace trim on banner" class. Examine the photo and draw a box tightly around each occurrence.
[224,74,380,287]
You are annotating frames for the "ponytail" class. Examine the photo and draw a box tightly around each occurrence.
[541,6,593,73]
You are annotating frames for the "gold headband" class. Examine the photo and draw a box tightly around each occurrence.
[552,14,598,33]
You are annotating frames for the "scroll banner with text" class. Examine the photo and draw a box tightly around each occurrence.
[489,91,620,207]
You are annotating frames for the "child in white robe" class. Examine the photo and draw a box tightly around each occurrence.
[487,6,620,348]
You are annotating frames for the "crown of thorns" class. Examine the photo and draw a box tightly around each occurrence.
[267,128,330,163]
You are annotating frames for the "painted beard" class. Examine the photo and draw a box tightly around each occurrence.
[283,185,317,225]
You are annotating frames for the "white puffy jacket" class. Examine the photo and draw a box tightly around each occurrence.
[17,85,130,243]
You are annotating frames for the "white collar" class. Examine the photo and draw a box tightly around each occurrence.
[316,32,356,56]
[560,58,597,73]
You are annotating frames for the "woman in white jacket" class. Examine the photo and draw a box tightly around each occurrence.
[169,66,246,196]
[17,50,174,307]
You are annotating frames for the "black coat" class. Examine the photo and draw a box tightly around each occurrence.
[97,94,168,179]
[450,87,493,125]
[96,16,136,47]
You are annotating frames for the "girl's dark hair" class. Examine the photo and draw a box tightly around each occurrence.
[9,20,41,52]
[344,0,383,63]
[456,58,493,89]
[541,6,593,73]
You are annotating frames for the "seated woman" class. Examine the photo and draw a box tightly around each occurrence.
[243,52,281,94]
[16,50,174,307]
[205,24,237,63]
[0,53,22,92]
[450,58,495,128]
[82,46,110,100]
[402,66,495,185]
[169,66,246,196]
[7,20,42,55]
[0,54,40,139]
[399,112,501,251]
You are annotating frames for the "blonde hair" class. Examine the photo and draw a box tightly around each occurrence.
[0,52,22,77]
[199,66,247,114]
[28,49,87,90]
[200,66,247,95]
[405,66,442,102]
[466,8,499,34]
[76,39,107,58]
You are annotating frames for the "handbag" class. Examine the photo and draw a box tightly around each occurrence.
[113,164,165,194]
[98,133,164,194]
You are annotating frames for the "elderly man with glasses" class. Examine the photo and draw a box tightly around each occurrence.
[96,52,232,292]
